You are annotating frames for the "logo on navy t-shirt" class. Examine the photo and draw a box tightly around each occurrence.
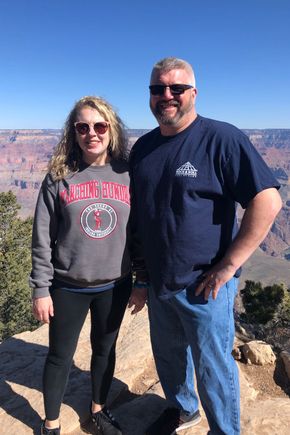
[175,162,198,178]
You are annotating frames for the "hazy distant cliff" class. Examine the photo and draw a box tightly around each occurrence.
[0,128,289,260]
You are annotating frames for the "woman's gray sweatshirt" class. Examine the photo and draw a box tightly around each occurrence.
[30,160,133,298]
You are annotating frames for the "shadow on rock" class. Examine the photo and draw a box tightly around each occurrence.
[0,337,129,433]
[113,393,168,435]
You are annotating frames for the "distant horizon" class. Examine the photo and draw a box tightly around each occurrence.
[1,127,290,132]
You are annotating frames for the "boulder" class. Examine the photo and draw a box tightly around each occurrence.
[241,340,276,365]
[232,337,245,361]
[281,350,290,380]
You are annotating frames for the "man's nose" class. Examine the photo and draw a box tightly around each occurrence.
[163,87,174,99]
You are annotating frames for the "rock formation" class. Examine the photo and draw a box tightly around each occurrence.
[0,307,289,435]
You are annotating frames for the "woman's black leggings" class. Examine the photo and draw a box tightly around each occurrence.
[43,276,131,420]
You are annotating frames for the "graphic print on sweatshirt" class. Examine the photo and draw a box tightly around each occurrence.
[60,179,130,239]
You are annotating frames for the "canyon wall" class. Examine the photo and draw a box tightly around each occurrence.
[0,128,289,260]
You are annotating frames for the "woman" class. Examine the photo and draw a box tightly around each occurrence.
[30,96,148,435]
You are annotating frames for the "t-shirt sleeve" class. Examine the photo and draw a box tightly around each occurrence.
[222,133,280,209]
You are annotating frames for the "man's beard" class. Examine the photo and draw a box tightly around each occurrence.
[150,99,193,126]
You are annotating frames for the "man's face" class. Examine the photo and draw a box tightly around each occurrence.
[149,68,197,131]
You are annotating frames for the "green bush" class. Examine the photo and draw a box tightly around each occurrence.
[0,191,39,341]
[240,280,290,325]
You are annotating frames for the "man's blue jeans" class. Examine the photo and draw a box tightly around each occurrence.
[148,278,240,435]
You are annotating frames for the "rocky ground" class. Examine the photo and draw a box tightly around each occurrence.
[0,307,289,435]
[241,362,289,399]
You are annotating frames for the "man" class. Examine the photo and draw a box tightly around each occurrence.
[129,57,282,435]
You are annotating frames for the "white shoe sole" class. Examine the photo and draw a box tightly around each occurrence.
[172,414,202,434]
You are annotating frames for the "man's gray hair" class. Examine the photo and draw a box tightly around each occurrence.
[151,57,196,87]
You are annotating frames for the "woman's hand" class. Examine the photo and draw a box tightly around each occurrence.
[32,296,54,324]
[128,287,148,315]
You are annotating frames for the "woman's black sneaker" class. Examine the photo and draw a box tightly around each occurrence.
[40,421,61,435]
[91,407,122,435]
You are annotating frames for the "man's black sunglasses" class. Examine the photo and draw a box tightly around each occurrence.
[149,84,194,96]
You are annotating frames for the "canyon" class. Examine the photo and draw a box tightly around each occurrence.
[0,128,289,262]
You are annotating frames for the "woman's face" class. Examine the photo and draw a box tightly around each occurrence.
[75,107,110,166]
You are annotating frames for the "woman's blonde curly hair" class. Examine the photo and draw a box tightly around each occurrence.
[48,96,128,180]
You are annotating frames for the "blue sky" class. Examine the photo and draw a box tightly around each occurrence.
[0,0,289,129]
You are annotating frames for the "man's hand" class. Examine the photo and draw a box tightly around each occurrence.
[195,263,236,300]
[32,296,54,323]
[128,287,148,315]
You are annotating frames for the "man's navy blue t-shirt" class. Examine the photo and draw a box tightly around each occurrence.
[129,115,280,298]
